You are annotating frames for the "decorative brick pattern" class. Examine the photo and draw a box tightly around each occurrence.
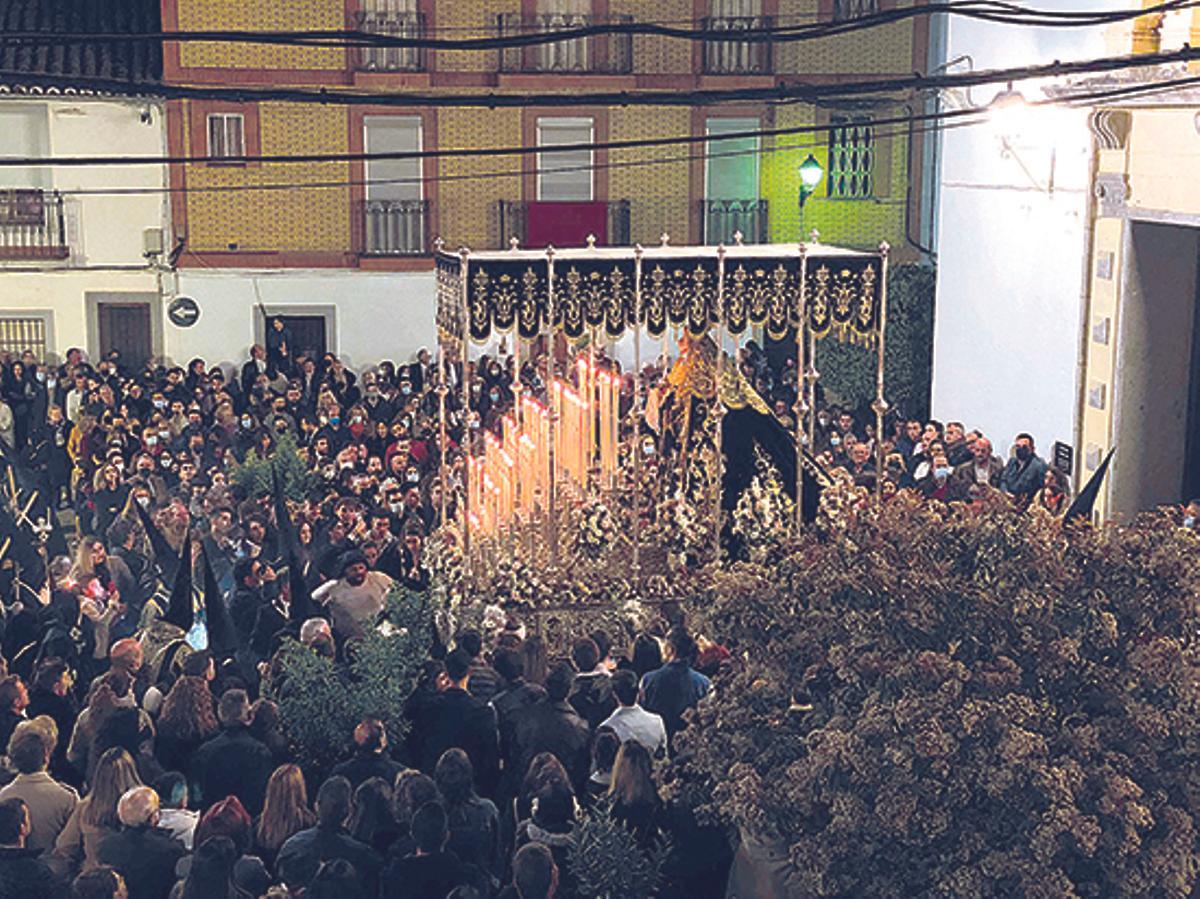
[609,106,692,244]
[435,0,513,73]
[611,0,693,74]
[185,102,352,252]
[178,0,346,71]
[776,0,914,76]
[438,108,523,248]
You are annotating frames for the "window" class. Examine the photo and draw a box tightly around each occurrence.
[833,0,878,21]
[0,316,48,359]
[365,116,423,201]
[363,116,426,255]
[705,0,770,74]
[827,116,874,199]
[206,113,245,160]
[0,105,50,189]
[704,118,764,243]
[537,118,593,202]
[357,0,423,71]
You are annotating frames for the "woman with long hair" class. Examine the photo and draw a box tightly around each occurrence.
[435,748,500,882]
[347,776,399,856]
[391,769,441,859]
[156,675,218,772]
[608,740,662,846]
[51,747,142,878]
[254,764,315,872]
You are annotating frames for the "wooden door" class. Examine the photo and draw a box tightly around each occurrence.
[280,315,327,360]
[97,303,152,370]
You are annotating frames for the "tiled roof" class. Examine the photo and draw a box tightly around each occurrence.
[0,0,161,83]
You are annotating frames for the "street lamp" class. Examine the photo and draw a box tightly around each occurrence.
[798,153,823,239]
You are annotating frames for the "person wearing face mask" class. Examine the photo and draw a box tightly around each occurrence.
[362,381,394,424]
[918,451,954,502]
[998,432,1048,509]
[1183,498,1200,531]
[31,405,73,509]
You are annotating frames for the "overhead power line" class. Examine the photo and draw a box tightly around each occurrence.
[0,47,1191,168]
[23,70,1200,199]
[0,0,1194,52]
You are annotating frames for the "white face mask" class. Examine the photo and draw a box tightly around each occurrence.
[136,495,151,508]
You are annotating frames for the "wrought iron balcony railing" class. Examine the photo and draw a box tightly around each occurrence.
[352,10,426,72]
[359,199,429,256]
[701,15,774,74]
[496,13,633,74]
[701,198,769,245]
[0,189,68,261]
[497,199,632,249]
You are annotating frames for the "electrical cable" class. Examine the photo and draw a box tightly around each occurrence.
[0,0,1193,52]
[0,46,1193,168]
[30,70,1199,199]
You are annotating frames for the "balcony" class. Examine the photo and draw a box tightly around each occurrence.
[497,13,633,75]
[0,189,68,261]
[352,10,426,72]
[702,16,774,75]
[498,200,631,249]
[359,199,429,256]
[701,199,768,245]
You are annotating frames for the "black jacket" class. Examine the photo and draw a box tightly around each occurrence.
[276,824,382,893]
[568,672,616,732]
[330,749,404,789]
[507,697,591,798]
[189,725,274,814]
[419,689,500,797]
[0,846,67,899]
[96,825,187,899]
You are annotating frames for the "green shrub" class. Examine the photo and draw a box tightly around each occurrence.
[267,585,432,771]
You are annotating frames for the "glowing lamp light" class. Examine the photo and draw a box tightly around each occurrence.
[989,81,1029,138]
[799,153,824,194]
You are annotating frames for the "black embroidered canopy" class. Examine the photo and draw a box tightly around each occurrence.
[436,242,885,345]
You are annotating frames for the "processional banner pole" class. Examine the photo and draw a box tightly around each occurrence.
[796,242,809,530]
[713,244,726,562]
[459,247,472,581]
[632,244,643,580]
[545,245,558,569]
[873,241,891,499]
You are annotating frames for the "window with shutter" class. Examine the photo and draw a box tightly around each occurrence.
[206,113,246,160]
[537,118,594,202]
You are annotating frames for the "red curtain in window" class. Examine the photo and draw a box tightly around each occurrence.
[525,201,607,249]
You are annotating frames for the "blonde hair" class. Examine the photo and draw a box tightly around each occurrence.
[256,764,315,851]
[81,748,142,829]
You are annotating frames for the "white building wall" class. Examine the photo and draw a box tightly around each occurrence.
[931,6,1130,459]
[170,269,438,374]
[0,94,168,362]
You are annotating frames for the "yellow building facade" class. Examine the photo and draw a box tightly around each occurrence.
[164,0,934,269]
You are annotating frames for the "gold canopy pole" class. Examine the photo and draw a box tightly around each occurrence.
[796,242,809,529]
[713,243,726,562]
[632,244,643,581]
[545,245,558,568]
[458,246,472,583]
[434,239,449,532]
[873,241,892,499]
[805,230,821,454]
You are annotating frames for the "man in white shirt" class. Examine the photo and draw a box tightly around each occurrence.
[312,550,394,642]
[599,669,667,758]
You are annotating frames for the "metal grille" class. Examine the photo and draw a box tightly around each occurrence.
[702,16,773,74]
[353,10,426,71]
[0,317,47,359]
[827,117,874,200]
[701,199,768,244]
[361,199,428,255]
[0,189,69,260]
[497,14,633,74]
[832,0,879,21]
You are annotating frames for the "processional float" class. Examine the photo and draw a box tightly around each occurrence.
[433,233,890,588]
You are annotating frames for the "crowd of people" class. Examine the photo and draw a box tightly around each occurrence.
[0,333,735,899]
[0,330,1194,899]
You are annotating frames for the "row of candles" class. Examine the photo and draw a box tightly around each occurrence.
[466,356,623,536]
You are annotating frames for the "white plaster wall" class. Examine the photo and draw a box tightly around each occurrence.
[931,3,1127,458]
[0,270,160,359]
[169,269,438,374]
